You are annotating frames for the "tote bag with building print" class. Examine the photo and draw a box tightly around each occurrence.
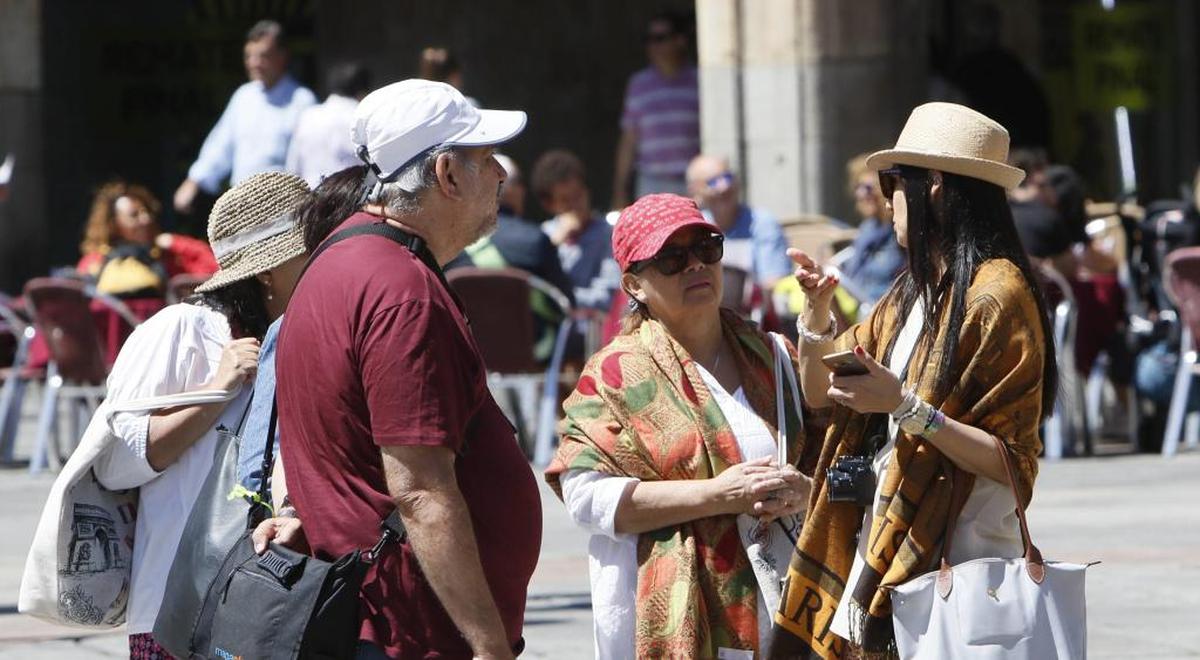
[19,389,238,627]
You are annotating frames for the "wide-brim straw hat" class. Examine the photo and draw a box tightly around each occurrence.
[194,171,310,293]
[866,102,1025,190]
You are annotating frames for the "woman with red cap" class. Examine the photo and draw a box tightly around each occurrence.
[545,193,821,659]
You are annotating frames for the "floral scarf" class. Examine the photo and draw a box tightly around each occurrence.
[546,309,824,658]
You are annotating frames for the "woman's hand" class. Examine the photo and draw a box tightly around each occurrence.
[708,456,798,517]
[752,464,811,522]
[826,345,904,414]
[788,248,840,336]
[208,337,260,392]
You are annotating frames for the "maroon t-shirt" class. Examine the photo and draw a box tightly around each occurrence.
[276,213,542,658]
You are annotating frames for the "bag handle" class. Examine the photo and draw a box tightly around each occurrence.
[937,435,1045,598]
[105,388,241,424]
[769,332,804,468]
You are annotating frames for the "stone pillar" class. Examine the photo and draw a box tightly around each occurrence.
[0,0,45,293]
[696,0,745,176]
[696,0,930,221]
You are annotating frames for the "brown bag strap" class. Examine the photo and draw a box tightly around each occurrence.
[936,435,1044,598]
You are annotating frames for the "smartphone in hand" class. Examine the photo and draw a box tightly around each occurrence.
[821,350,869,376]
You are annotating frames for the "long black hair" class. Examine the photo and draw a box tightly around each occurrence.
[298,165,370,251]
[191,278,271,340]
[884,166,1057,417]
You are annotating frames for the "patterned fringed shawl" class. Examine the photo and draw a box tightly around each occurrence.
[546,309,824,658]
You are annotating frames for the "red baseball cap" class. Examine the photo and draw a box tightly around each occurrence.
[612,194,720,272]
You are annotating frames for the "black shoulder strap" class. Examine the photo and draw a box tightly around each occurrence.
[254,220,421,543]
[299,220,448,290]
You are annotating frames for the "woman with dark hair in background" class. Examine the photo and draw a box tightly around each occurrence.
[91,172,310,659]
[770,104,1058,658]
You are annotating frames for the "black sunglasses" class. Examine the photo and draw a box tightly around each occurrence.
[878,165,928,201]
[644,31,676,44]
[630,233,724,276]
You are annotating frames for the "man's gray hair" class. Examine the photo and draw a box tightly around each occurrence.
[246,20,285,47]
[374,145,458,216]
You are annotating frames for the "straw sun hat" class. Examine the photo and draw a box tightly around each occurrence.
[866,102,1025,190]
[194,171,310,293]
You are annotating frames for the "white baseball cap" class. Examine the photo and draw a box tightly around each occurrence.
[351,79,527,181]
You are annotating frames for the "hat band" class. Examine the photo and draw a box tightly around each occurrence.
[211,213,295,260]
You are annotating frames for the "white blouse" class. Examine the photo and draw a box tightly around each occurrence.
[829,302,1024,643]
[560,364,778,659]
[92,303,251,634]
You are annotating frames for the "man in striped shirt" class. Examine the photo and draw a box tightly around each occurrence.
[611,12,700,209]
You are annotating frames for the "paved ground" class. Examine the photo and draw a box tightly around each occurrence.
[0,433,1197,658]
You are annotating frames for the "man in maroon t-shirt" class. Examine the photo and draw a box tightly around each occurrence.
[261,80,541,659]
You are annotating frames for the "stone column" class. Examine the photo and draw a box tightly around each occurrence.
[0,0,45,292]
[696,0,930,221]
[696,0,745,176]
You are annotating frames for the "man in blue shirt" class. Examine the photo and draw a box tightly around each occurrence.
[686,154,793,289]
[174,20,317,214]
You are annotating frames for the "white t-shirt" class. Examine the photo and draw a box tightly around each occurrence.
[560,364,778,659]
[285,94,361,188]
[829,302,1023,643]
[100,303,251,634]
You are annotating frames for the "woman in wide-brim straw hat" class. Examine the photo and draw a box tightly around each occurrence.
[768,103,1058,658]
[93,171,310,659]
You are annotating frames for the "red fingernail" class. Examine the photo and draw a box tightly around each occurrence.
[854,345,864,356]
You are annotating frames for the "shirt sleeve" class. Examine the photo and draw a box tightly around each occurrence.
[619,75,641,133]
[560,468,640,541]
[573,257,622,311]
[359,300,482,451]
[537,232,576,306]
[94,304,227,486]
[188,89,240,193]
[750,208,795,284]
[76,251,103,278]
[165,234,219,276]
[284,108,313,177]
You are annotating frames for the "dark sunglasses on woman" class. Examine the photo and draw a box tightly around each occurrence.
[878,165,929,201]
[630,233,724,276]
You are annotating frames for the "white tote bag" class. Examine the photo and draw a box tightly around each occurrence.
[889,437,1093,659]
[18,388,238,627]
[736,333,806,620]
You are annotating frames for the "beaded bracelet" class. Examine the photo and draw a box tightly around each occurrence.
[922,408,947,438]
[896,398,946,439]
[891,389,919,420]
[797,310,838,344]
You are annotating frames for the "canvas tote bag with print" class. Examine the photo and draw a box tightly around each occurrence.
[734,332,806,655]
[889,437,1094,659]
[18,389,239,627]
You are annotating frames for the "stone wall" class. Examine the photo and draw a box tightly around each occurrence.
[0,0,45,293]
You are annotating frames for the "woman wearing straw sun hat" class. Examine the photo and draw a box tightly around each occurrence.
[92,171,310,659]
[768,103,1058,658]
